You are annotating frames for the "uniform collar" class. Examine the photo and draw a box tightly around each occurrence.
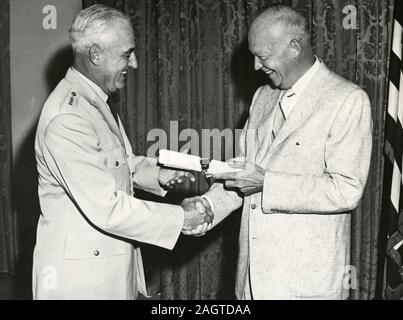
[72,67,109,103]
[64,67,125,147]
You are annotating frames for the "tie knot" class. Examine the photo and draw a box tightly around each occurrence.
[107,95,119,125]
[107,95,114,107]
[108,95,119,111]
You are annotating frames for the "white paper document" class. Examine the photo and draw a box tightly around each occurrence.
[158,149,242,175]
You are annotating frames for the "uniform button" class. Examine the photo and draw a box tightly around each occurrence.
[115,161,119,167]
[251,204,257,210]
[71,92,77,96]
[94,249,100,257]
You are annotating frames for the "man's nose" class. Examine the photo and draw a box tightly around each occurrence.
[254,56,262,71]
[129,53,138,69]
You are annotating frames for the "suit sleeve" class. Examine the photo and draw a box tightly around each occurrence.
[129,155,167,197]
[42,113,183,250]
[261,89,373,214]
[202,88,264,225]
[203,183,243,227]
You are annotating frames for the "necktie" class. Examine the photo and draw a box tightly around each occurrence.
[107,95,119,126]
[270,89,294,144]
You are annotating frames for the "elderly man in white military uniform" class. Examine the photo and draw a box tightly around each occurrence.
[33,4,212,300]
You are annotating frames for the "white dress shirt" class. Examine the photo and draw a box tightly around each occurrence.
[256,57,321,150]
[277,57,321,119]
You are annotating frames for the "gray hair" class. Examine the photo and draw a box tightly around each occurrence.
[254,5,310,42]
[69,4,131,53]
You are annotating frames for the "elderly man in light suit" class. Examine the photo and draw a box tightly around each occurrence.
[33,5,212,300]
[191,5,372,299]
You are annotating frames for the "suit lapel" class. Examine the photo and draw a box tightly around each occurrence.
[64,68,125,147]
[246,88,280,163]
[267,63,330,155]
[118,116,134,156]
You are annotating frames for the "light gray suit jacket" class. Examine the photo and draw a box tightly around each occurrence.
[205,62,372,299]
[33,68,184,300]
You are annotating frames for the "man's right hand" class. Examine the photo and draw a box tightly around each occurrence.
[181,197,214,236]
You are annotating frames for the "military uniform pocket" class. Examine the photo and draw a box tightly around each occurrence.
[63,231,127,260]
[104,144,127,169]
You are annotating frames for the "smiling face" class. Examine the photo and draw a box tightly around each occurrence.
[248,22,297,90]
[97,20,137,94]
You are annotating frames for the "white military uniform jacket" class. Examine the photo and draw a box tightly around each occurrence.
[33,67,184,300]
[204,62,372,300]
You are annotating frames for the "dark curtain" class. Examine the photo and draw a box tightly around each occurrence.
[304,0,393,300]
[0,0,16,274]
[83,0,393,299]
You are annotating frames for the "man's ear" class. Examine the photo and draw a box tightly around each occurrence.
[289,39,302,58]
[89,44,101,66]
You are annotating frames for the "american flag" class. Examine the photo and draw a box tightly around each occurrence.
[383,0,403,300]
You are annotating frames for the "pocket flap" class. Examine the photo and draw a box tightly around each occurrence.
[106,145,127,168]
[64,231,127,260]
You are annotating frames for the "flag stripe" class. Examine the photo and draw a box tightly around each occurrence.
[395,0,403,27]
[389,52,402,90]
[384,0,403,298]
[387,82,398,121]
[392,20,402,60]
[384,114,403,172]
[390,161,401,212]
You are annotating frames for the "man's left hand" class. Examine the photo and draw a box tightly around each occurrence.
[158,168,196,190]
[206,157,265,196]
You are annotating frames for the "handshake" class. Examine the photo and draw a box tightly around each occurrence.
[180,197,214,236]
[159,153,265,237]
[157,167,214,237]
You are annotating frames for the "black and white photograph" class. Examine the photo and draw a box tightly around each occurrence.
[0,0,402,305]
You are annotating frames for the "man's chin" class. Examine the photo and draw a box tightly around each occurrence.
[113,83,125,92]
[266,78,281,90]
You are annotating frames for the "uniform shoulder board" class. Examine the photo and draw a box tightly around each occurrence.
[62,90,79,109]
